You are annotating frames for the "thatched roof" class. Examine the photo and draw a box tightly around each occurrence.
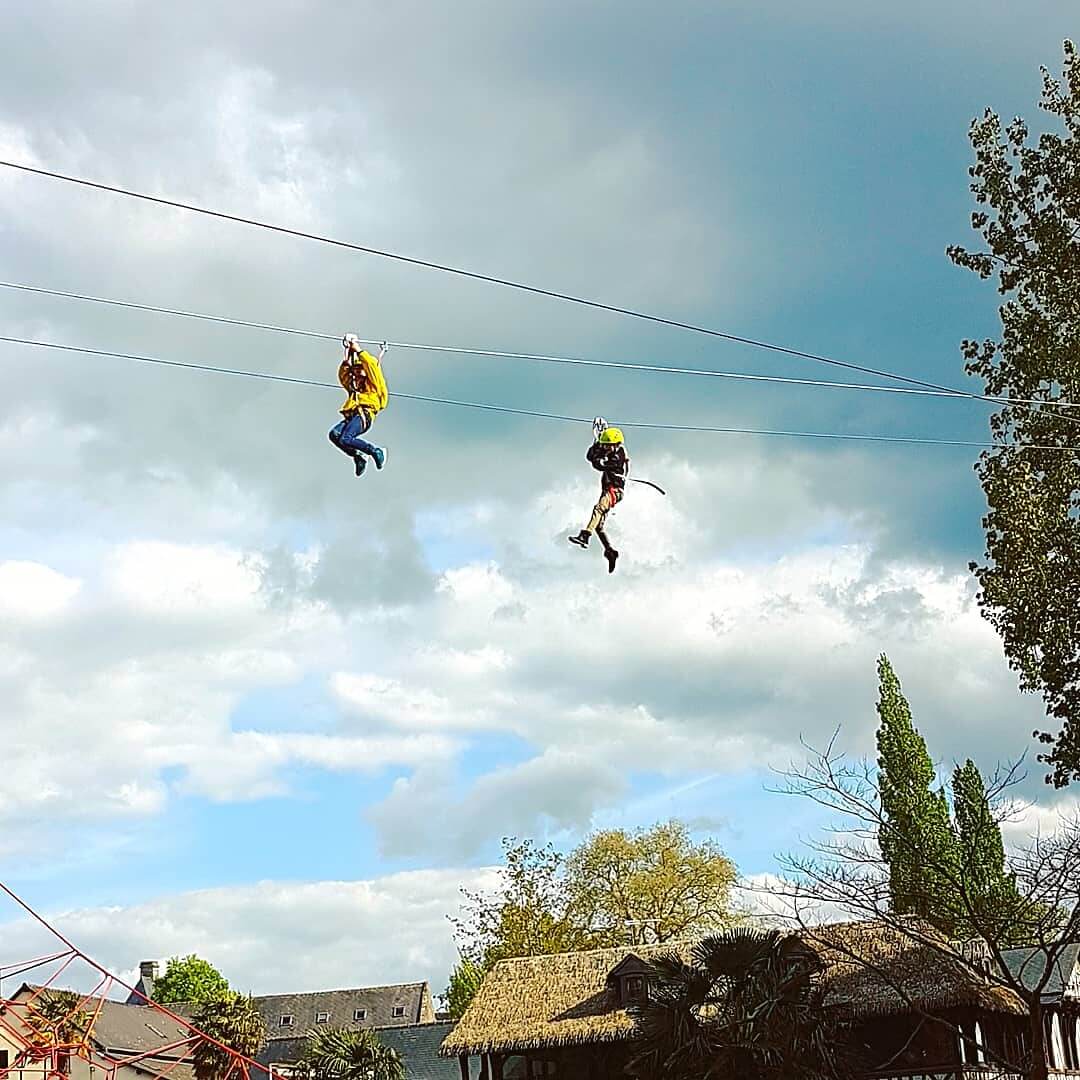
[440,944,685,1057]
[440,920,1026,1058]
[804,918,1026,1019]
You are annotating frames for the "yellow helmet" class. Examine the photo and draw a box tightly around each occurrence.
[598,426,624,445]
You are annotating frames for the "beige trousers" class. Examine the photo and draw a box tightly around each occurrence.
[587,487,623,533]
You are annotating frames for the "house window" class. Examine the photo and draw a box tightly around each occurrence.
[392,1006,406,1018]
[625,975,645,1000]
[279,1014,295,1027]
[0,1051,9,1070]
[353,1009,366,1021]
[315,1011,330,1024]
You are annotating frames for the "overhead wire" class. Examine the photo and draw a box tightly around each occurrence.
[2,334,1076,452]
[2,279,1075,410]
[0,158,1056,419]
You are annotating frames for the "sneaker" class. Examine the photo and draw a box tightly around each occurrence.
[568,530,590,549]
[354,455,367,477]
[605,548,619,574]
[372,446,387,470]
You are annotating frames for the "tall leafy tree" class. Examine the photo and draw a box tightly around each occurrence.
[191,992,266,1080]
[875,655,960,931]
[946,41,1080,787]
[952,760,1027,944]
[454,838,592,967]
[629,928,854,1080]
[453,825,740,967]
[299,1027,404,1080]
[567,822,739,946]
[152,955,231,1005]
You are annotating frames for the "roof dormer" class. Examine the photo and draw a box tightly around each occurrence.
[606,954,652,1005]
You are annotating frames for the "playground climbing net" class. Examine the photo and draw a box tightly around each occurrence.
[0,883,274,1080]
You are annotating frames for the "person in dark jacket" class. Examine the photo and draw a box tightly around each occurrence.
[568,422,628,573]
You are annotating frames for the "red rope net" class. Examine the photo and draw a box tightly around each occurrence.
[0,884,275,1080]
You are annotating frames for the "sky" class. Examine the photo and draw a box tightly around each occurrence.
[0,0,1077,1001]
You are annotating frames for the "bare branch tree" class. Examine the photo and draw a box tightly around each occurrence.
[766,740,1080,1080]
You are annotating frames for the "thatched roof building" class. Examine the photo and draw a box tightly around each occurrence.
[441,944,679,1059]
[440,919,1025,1062]
[806,918,1026,1019]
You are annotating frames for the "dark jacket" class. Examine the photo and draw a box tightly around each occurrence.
[587,442,629,491]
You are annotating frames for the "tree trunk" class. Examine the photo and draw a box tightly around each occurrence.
[1029,999,1048,1080]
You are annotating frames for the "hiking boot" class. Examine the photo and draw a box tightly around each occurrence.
[354,454,367,477]
[605,548,619,574]
[372,446,387,470]
[568,530,590,549]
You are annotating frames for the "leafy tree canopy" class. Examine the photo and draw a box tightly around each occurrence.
[947,40,1080,786]
[152,955,231,1006]
[453,822,739,968]
[191,992,266,1080]
[299,1026,404,1080]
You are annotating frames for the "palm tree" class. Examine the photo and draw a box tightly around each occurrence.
[298,1026,404,1080]
[191,993,267,1080]
[23,989,94,1074]
[628,927,856,1080]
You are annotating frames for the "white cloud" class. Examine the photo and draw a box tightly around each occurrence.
[0,0,1074,899]
[0,560,81,617]
[332,670,504,732]
[106,542,263,616]
[368,750,627,859]
[181,730,458,801]
[736,872,858,927]
[0,872,500,998]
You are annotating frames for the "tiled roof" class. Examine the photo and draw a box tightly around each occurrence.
[1000,944,1080,1001]
[255,983,432,1050]
[377,1022,478,1080]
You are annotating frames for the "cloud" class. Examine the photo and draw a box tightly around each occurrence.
[0,560,81,617]
[0,872,500,998]
[368,750,627,860]
[0,540,453,837]
[1,0,1076,904]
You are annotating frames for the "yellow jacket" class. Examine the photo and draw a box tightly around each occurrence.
[338,349,389,417]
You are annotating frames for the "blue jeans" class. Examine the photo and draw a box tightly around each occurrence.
[329,412,379,459]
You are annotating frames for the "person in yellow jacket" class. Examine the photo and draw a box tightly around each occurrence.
[329,334,389,476]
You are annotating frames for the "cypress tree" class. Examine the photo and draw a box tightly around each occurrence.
[952,759,1026,943]
[875,655,960,932]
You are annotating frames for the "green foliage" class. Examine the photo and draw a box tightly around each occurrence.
[444,957,485,1020]
[946,41,1080,787]
[191,992,266,1080]
[952,760,1030,945]
[453,824,739,967]
[454,838,597,967]
[629,928,855,1080]
[298,1026,404,1080]
[567,821,739,945]
[152,955,231,1005]
[875,655,961,932]
[875,658,1038,942]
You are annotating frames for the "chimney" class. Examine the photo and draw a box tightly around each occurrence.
[126,960,160,1004]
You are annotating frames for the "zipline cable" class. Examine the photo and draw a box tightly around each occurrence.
[0,159,1044,415]
[3,279,1075,411]
[2,334,1076,452]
